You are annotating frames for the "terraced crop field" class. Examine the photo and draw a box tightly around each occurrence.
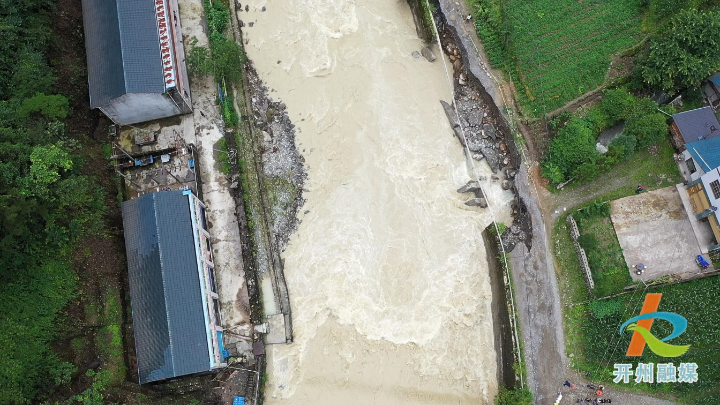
[478,0,645,115]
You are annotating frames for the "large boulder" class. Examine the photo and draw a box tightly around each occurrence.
[457,180,481,194]
[465,197,488,208]
[421,46,436,62]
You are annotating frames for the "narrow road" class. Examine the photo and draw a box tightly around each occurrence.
[435,2,679,404]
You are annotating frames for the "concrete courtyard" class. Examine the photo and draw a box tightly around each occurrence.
[610,186,705,281]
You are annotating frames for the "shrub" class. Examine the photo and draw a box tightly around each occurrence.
[608,134,637,161]
[601,88,634,122]
[544,118,598,182]
[495,387,533,405]
[204,0,230,34]
[625,112,668,147]
[582,107,612,133]
[573,160,601,183]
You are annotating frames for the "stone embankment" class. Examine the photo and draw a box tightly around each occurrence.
[429,7,531,251]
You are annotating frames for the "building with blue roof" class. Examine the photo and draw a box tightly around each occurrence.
[81,0,192,125]
[122,190,226,383]
[678,136,720,252]
[669,106,720,149]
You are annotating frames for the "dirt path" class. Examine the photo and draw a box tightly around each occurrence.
[536,165,646,221]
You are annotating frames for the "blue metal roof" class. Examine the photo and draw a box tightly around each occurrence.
[122,190,211,383]
[81,0,166,108]
[685,137,720,173]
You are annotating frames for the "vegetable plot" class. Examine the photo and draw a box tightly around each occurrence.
[472,0,644,115]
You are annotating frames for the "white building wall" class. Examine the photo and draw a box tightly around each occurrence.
[681,149,707,182]
[700,167,720,210]
[101,92,183,125]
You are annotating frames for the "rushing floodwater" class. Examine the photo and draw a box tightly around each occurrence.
[243,0,513,403]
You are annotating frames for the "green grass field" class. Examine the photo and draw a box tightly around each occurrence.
[575,206,635,297]
[472,0,645,115]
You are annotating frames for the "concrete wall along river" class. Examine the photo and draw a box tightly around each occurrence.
[241,0,514,403]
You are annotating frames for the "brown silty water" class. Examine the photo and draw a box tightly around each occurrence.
[241,0,514,403]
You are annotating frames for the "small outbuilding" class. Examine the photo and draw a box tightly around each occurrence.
[704,72,720,110]
[669,106,720,150]
[122,190,226,383]
[81,0,192,125]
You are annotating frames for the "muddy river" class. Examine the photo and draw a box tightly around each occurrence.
[242,0,512,403]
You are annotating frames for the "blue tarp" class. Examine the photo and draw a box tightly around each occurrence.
[233,396,246,405]
[217,331,230,359]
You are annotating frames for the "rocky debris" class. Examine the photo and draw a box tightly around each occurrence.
[500,196,532,252]
[457,180,481,194]
[245,64,307,249]
[261,5,266,11]
[421,46,436,62]
[458,73,467,85]
[465,197,488,208]
[412,50,422,60]
[483,123,496,140]
[501,180,512,190]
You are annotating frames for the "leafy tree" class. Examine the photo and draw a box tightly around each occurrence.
[16,93,68,122]
[573,161,601,183]
[543,118,599,182]
[0,1,107,403]
[646,0,718,20]
[624,112,668,147]
[608,134,637,161]
[600,88,634,122]
[637,8,720,92]
[187,43,213,77]
[210,36,246,84]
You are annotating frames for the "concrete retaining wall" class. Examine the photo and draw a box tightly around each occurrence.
[567,215,595,291]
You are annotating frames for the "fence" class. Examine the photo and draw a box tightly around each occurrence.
[567,215,595,291]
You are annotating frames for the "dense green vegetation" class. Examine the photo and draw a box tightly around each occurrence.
[542,88,670,186]
[468,0,720,115]
[575,277,720,403]
[469,0,644,115]
[187,0,245,127]
[494,387,533,404]
[187,0,245,86]
[574,202,634,297]
[635,8,720,93]
[0,0,106,403]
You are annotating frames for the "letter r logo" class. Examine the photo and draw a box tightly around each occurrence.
[626,293,662,356]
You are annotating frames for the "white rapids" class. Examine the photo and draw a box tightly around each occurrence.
[242,0,514,403]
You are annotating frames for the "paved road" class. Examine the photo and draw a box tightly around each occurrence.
[511,164,677,405]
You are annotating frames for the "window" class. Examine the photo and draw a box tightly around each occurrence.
[711,180,720,200]
[686,158,696,174]
[213,298,222,326]
[207,265,217,293]
[199,206,208,230]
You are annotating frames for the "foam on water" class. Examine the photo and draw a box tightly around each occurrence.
[243,0,514,402]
